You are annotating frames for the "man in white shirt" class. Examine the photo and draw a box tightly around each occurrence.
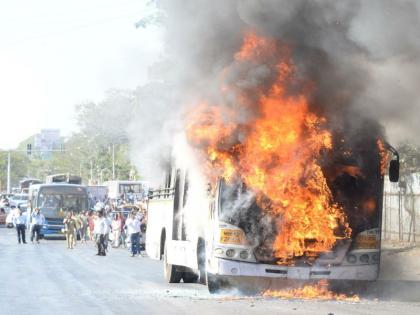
[94,211,107,256]
[13,208,27,244]
[125,212,141,257]
[30,208,45,244]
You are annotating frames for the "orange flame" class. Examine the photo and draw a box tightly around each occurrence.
[377,139,389,176]
[263,280,360,301]
[186,31,351,262]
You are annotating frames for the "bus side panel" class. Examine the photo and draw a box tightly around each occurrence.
[167,239,198,270]
[146,198,174,260]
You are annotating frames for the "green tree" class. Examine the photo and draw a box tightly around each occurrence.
[0,150,31,191]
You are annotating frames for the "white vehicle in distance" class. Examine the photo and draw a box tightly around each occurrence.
[8,194,29,208]
[103,180,149,203]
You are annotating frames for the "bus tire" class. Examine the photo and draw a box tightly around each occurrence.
[163,243,182,283]
[206,273,222,294]
[197,239,206,285]
[182,272,199,283]
[159,230,166,260]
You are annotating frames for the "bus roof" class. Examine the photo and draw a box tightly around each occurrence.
[29,183,87,190]
[20,178,42,184]
[103,180,148,185]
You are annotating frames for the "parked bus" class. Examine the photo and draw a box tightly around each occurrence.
[45,173,82,185]
[103,180,148,202]
[20,178,42,194]
[146,143,400,293]
[28,184,89,238]
[87,185,108,208]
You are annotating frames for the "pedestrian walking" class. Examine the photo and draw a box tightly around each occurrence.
[111,213,123,248]
[94,211,106,256]
[88,211,95,241]
[72,213,82,247]
[30,208,45,243]
[125,212,141,257]
[63,212,77,249]
[78,211,88,242]
[13,208,27,244]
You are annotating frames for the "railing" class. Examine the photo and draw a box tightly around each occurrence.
[148,187,175,199]
[383,191,420,243]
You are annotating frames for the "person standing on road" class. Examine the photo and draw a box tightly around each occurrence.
[13,208,27,244]
[125,212,141,257]
[63,212,77,249]
[78,211,88,243]
[94,210,106,256]
[88,211,95,241]
[111,213,123,248]
[72,213,82,247]
[30,208,45,243]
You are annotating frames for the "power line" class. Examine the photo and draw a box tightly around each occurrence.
[1,12,145,48]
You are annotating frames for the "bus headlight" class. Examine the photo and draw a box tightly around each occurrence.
[360,254,369,264]
[346,254,357,264]
[239,250,249,260]
[226,249,235,258]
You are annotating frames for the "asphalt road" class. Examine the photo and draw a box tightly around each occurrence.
[1,227,419,315]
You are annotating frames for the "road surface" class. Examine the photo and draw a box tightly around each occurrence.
[0,227,419,315]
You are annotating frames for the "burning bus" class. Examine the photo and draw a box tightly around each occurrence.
[145,32,400,293]
[146,140,399,293]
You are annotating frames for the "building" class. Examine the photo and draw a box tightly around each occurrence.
[33,129,62,160]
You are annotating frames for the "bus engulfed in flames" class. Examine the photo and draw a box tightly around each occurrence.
[186,31,391,271]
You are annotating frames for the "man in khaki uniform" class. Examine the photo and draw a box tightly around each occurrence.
[63,212,77,249]
[73,214,82,247]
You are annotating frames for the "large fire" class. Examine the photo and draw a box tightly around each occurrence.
[186,31,351,262]
[263,280,360,302]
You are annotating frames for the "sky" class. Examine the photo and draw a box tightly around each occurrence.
[0,0,163,149]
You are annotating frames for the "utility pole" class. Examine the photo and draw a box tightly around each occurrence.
[5,148,65,194]
[7,151,11,194]
[90,160,93,183]
[112,143,115,180]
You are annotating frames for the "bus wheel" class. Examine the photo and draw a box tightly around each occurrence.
[182,272,199,283]
[197,239,206,285]
[206,273,223,294]
[163,243,182,283]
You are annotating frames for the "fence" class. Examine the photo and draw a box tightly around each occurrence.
[382,173,420,243]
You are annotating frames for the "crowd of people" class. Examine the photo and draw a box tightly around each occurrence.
[7,203,147,258]
[62,207,146,257]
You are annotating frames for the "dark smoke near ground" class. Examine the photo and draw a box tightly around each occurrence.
[129,0,420,182]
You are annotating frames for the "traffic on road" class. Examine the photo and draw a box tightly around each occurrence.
[1,1,420,314]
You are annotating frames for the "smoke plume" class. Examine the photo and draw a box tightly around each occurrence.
[129,0,420,181]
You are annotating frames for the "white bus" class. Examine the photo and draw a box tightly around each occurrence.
[103,180,148,202]
[146,145,400,293]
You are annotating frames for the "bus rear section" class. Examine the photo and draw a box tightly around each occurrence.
[29,184,89,238]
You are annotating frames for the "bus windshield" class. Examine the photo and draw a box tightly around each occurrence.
[119,183,145,194]
[38,186,88,213]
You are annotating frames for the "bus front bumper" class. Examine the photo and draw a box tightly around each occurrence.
[42,225,65,238]
[208,257,379,281]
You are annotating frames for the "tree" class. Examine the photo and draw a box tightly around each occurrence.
[72,89,138,183]
[397,143,420,176]
[0,150,31,191]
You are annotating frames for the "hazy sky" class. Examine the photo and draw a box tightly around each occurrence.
[0,0,162,149]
